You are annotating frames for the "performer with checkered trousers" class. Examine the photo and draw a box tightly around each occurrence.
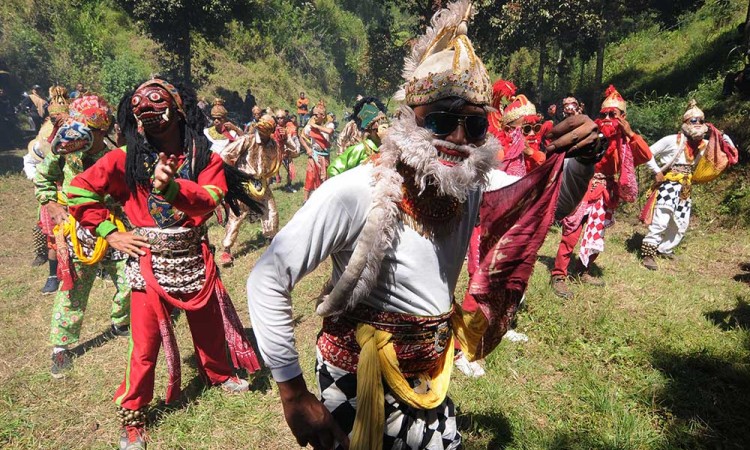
[639,99,737,270]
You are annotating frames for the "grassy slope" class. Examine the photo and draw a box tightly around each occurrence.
[1,149,749,449]
[603,0,749,148]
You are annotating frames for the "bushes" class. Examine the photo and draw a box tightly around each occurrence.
[99,53,151,104]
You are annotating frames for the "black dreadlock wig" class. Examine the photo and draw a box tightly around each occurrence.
[351,96,387,131]
[118,82,264,216]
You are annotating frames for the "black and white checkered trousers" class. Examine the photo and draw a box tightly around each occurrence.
[316,351,461,450]
[656,181,692,226]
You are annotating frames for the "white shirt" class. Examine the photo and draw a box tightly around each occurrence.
[246,159,592,381]
[204,128,238,153]
[646,133,735,173]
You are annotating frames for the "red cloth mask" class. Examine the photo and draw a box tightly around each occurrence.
[595,116,621,140]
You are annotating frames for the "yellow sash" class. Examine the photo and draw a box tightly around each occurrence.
[53,215,126,265]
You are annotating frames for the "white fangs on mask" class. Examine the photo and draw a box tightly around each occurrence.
[162,107,170,122]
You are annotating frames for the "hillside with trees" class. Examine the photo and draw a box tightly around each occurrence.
[1,0,748,159]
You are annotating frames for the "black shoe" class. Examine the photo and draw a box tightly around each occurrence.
[50,350,73,379]
[31,254,48,267]
[42,276,59,295]
[111,323,130,337]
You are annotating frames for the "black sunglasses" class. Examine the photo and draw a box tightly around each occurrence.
[686,117,705,124]
[521,123,542,136]
[422,111,489,141]
[599,111,619,119]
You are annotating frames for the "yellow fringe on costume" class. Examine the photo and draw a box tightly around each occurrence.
[351,310,484,450]
[242,154,282,199]
[53,215,126,265]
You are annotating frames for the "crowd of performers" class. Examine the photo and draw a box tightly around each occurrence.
[18,1,740,449]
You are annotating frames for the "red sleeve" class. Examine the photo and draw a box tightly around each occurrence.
[68,149,129,236]
[629,134,653,166]
[165,152,226,218]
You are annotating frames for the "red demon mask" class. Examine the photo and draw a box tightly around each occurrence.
[131,79,185,133]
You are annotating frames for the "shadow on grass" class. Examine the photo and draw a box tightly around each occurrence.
[650,347,750,448]
[704,297,750,331]
[456,409,512,449]
[69,328,119,357]
[537,255,556,273]
[538,254,605,279]
[547,429,618,450]
[149,375,210,425]
[625,232,644,255]
[0,148,24,177]
[233,231,269,259]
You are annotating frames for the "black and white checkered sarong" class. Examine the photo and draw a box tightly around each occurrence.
[655,181,692,228]
[316,352,461,450]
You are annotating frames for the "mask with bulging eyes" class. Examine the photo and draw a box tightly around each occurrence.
[131,85,175,132]
[51,118,93,155]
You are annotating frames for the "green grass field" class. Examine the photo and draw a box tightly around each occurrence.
[1,149,749,449]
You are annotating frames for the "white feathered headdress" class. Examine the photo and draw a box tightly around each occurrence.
[394,0,491,106]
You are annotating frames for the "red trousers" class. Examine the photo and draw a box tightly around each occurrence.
[551,218,598,278]
[304,155,328,193]
[114,290,232,410]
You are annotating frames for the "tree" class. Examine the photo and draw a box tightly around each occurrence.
[118,0,244,85]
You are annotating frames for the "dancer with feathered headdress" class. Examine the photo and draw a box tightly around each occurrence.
[247,2,605,449]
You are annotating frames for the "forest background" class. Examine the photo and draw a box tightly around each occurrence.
[2,2,750,449]
[0,0,747,140]
[5,0,748,220]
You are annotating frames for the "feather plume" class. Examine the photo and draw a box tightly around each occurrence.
[686,98,697,109]
[604,84,618,98]
[492,79,516,109]
[401,0,473,84]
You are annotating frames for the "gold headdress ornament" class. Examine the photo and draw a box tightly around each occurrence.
[395,0,491,106]
[682,99,704,122]
[601,84,627,113]
[312,101,326,115]
[48,85,70,115]
[502,94,537,125]
[210,98,228,119]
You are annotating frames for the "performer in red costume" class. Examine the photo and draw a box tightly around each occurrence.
[550,85,653,299]
[68,79,261,450]
[498,94,550,176]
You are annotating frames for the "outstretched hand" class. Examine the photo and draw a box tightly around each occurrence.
[153,152,178,193]
[544,115,605,162]
[105,231,150,257]
[279,376,350,450]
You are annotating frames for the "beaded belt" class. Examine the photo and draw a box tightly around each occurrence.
[317,304,453,377]
[125,226,208,294]
[669,163,693,175]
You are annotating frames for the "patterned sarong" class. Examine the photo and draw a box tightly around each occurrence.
[316,351,460,450]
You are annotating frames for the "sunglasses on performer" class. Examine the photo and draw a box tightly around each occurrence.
[686,117,705,124]
[504,123,542,136]
[422,111,489,141]
[599,111,619,119]
[522,123,542,136]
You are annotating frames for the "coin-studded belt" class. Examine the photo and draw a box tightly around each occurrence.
[125,226,209,294]
[317,304,453,377]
